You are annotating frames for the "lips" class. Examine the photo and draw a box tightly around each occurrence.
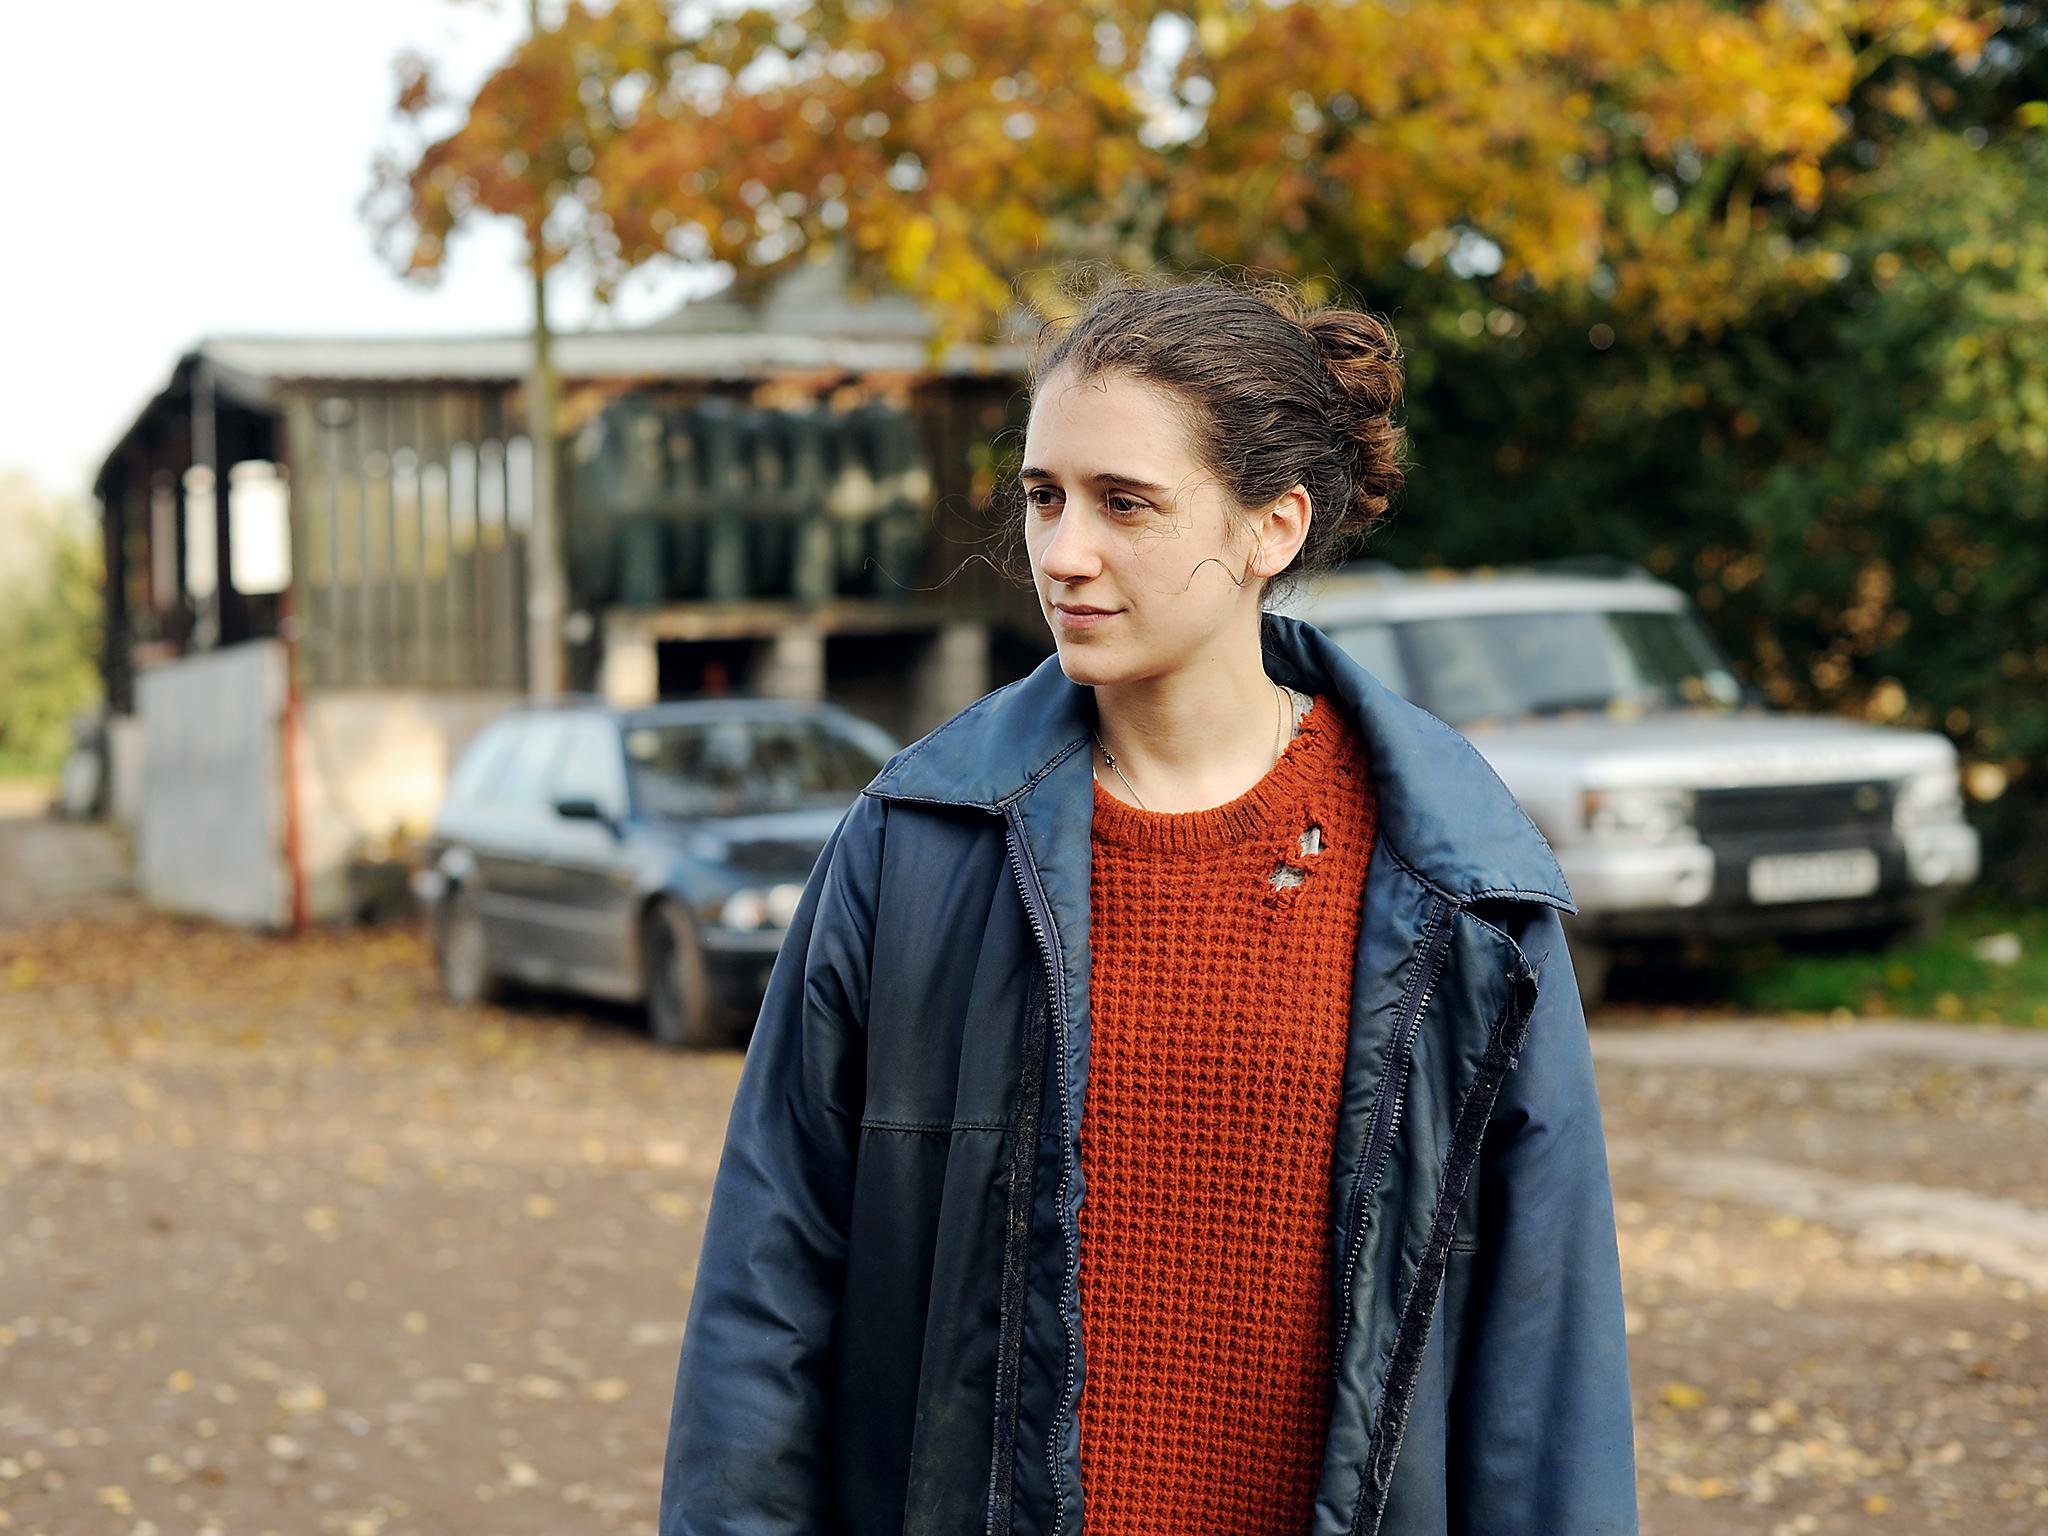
[1051,602,1121,634]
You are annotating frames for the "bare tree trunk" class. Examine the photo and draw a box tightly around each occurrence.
[525,248,565,698]
[522,0,565,698]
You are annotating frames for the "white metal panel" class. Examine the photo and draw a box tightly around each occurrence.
[136,641,288,928]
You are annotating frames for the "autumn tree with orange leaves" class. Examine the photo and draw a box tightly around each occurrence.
[370,0,1995,347]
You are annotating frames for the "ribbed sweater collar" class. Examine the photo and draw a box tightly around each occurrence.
[1090,694,1349,853]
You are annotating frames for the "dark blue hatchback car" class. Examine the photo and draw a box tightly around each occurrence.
[414,697,898,1047]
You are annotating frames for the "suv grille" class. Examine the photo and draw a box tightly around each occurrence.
[1693,780,1896,840]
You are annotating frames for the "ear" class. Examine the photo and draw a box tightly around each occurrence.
[1248,483,1313,580]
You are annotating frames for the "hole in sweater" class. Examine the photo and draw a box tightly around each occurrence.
[1270,861,1308,891]
[1299,823,1324,858]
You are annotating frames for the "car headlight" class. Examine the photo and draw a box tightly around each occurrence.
[1581,786,1696,844]
[1894,767,1963,830]
[719,882,807,931]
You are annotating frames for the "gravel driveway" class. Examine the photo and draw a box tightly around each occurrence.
[1,815,2042,1534]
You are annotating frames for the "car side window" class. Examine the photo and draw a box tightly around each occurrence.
[445,721,520,808]
[480,717,571,811]
[550,719,627,819]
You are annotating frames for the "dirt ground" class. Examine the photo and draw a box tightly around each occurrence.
[1,814,2043,1535]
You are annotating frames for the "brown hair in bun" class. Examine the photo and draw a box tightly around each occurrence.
[1024,266,1408,598]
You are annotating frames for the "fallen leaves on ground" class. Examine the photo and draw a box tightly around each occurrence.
[2,909,2043,1534]
[1,912,737,1536]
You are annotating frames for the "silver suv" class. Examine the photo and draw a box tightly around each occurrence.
[1281,559,1980,1007]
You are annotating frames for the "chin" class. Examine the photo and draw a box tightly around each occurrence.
[1052,649,1113,687]
[1050,637,1152,689]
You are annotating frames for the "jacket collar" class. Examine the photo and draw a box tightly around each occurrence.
[866,612,1577,912]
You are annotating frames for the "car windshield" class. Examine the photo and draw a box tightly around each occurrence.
[1396,608,1746,728]
[623,715,892,819]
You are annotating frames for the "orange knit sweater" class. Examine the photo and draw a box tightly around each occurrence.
[1078,693,1378,1535]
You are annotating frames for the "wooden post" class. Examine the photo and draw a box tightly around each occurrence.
[190,362,234,649]
[99,457,131,714]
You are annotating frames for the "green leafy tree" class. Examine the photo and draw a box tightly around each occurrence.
[0,495,103,780]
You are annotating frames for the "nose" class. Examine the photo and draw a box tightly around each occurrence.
[1035,500,1104,588]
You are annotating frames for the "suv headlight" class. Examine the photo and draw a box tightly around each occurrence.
[1894,767,1963,830]
[1581,786,1696,844]
[720,882,806,931]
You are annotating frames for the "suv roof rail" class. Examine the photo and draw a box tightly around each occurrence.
[1514,554,1656,581]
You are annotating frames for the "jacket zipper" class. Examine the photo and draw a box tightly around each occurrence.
[984,935,1049,1536]
[1329,894,1459,1379]
[1348,941,1545,1536]
[1000,806,1078,1536]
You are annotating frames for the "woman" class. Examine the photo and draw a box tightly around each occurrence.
[659,271,1638,1536]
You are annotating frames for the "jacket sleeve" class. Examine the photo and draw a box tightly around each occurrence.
[658,793,883,1536]
[1450,905,1639,1535]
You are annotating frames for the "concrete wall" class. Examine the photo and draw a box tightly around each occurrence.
[294,688,519,920]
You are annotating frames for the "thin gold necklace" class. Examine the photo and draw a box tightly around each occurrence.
[1093,680,1290,812]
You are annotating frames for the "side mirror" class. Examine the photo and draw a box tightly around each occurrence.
[555,797,618,834]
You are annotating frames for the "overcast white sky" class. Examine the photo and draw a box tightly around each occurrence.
[1,0,717,502]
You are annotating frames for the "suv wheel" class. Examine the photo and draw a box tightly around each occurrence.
[645,901,719,1048]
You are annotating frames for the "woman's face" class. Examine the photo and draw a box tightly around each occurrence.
[1021,365,1272,688]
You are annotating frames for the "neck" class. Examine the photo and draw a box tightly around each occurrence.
[1092,632,1286,814]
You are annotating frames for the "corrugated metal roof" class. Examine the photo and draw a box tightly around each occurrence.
[95,250,1039,489]
[195,325,1029,390]
[197,248,1036,389]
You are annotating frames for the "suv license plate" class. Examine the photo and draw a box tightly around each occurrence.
[1747,849,1881,905]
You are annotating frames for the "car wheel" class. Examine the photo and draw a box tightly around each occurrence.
[644,900,719,1049]
[435,882,504,1006]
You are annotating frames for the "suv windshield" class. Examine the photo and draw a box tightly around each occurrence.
[624,715,892,819]
[1392,608,1745,728]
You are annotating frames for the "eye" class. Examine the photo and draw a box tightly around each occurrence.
[1022,485,1148,518]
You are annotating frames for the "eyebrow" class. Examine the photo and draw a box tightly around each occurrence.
[1018,466,1173,496]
